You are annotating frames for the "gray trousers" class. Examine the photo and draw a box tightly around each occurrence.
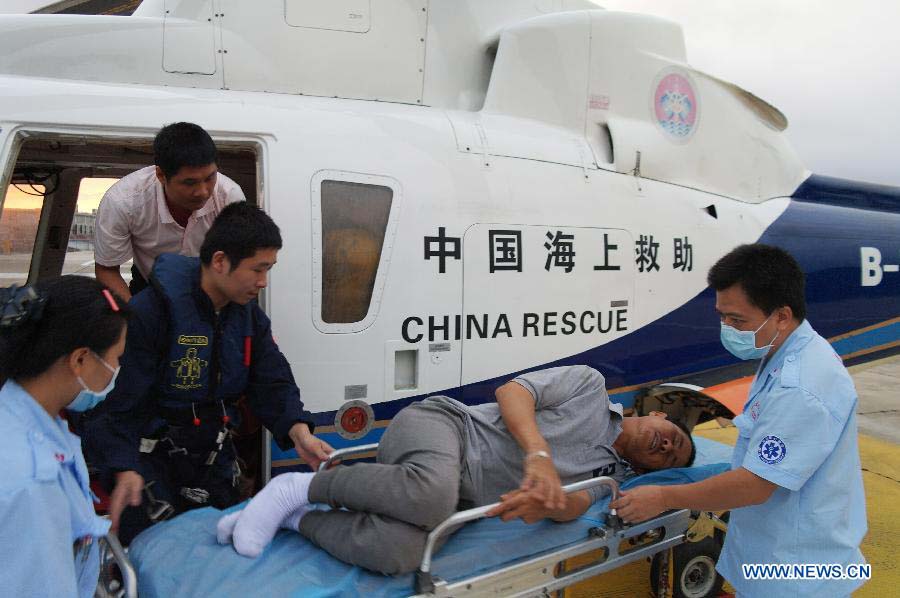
[299,404,469,575]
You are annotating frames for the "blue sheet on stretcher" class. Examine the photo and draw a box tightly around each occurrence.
[129,437,732,598]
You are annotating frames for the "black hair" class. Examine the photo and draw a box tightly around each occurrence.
[199,202,282,269]
[707,244,806,321]
[667,417,696,468]
[153,122,218,179]
[0,277,129,381]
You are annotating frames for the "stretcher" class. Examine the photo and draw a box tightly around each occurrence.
[104,436,732,598]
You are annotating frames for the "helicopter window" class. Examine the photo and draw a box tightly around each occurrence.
[320,180,393,324]
[0,182,44,287]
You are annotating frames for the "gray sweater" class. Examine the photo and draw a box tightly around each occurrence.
[422,365,628,506]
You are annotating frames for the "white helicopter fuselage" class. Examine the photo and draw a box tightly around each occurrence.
[0,1,897,457]
[0,72,789,422]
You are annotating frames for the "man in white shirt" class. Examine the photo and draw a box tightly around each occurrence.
[94,122,245,301]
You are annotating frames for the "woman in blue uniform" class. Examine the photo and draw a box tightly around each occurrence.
[0,276,129,597]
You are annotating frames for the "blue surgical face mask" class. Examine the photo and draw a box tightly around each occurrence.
[69,351,120,412]
[720,315,779,361]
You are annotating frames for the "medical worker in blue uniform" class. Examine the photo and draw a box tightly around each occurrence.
[612,244,867,597]
[0,277,129,597]
[84,202,332,544]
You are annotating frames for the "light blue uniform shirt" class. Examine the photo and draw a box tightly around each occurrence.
[0,380,111,597]
[716,320,868,596]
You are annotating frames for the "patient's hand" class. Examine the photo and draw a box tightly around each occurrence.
[486,489,556,524]
[521,455,565,511]
[610,485,667,523]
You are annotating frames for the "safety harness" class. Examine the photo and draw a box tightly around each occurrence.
[138,254,254,518]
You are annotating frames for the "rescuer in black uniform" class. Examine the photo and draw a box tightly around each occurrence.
[85,202,332,543]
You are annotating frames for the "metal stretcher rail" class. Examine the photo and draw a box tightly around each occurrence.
[416,477,619,593]
[99,532,138,598]
[415,476,623,595]
[318,443,380,471]
[415,508,692,597]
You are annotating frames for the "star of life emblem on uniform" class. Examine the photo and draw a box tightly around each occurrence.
[758,435,786,464]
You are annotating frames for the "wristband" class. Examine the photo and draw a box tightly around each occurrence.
[525,450,551,461]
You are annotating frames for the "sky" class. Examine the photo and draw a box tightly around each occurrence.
[4,179,116,211]
[1,0,898,190]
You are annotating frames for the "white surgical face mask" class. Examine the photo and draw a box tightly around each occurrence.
[69,351,120,412]
[720,315,779,361]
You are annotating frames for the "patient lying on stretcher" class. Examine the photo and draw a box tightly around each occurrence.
[217,366,695,575]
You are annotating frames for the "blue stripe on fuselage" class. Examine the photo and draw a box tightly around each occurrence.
[793,174,900,213]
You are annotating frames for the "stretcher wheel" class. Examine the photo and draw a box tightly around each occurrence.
[650,536,724,598]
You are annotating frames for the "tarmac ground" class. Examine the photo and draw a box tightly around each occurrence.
[852,357,900,445]
[0,250,130,286]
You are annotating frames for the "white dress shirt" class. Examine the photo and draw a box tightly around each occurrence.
[93,165,245,278]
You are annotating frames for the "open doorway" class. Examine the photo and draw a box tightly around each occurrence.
[1,132,259,286]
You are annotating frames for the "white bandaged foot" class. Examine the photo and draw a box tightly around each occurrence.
[218,505,307,546]
[217,505,308,547]
[280,507,305,534]
[216,510,242,545]
[232,472,316,557]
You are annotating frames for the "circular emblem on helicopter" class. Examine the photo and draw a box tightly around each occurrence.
[652,69,700,143]
[757,435,787,465]
[335,400,375,440]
